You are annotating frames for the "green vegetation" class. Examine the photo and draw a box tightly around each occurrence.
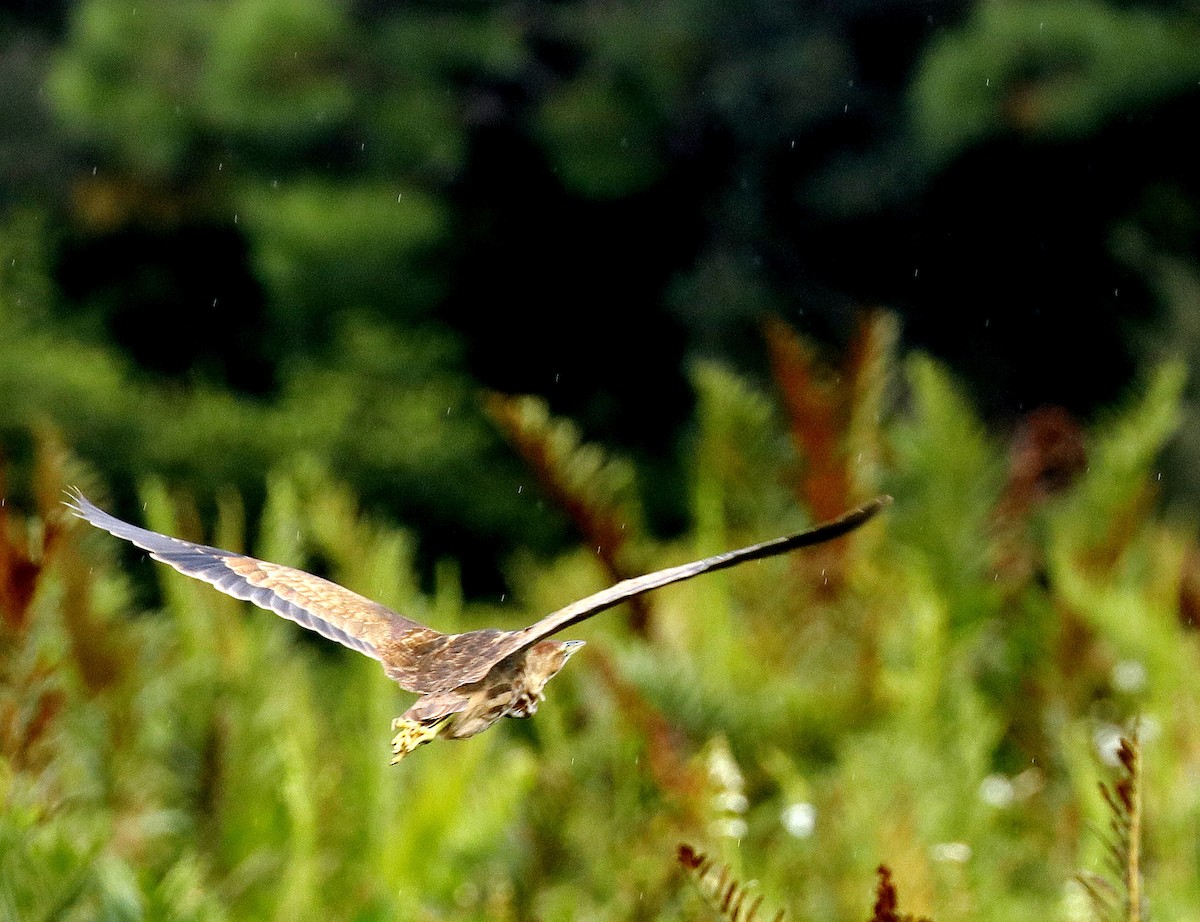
[0,211,548,566]
[912,0,1200,163]
[2,325,1193,920]
[4,0,1200,918]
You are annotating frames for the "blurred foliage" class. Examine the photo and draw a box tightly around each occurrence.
[2,0,1198,553]
[4,3,1200,914]
[3,335,1199,920]
[0,210,557,589]
[912,0,1200,163]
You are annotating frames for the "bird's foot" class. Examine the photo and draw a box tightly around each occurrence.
[389,717,443,764]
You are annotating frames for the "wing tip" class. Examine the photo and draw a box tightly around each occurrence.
[63,487,125,532]
[63,486,96,521]
[813,493,892,536]
[860,493,893,519]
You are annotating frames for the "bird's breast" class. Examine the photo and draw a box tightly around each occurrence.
[440,674,527,739]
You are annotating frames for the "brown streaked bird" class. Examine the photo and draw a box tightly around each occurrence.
[65,490,890,762]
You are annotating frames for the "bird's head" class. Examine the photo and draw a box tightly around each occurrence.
[523,639,585,693]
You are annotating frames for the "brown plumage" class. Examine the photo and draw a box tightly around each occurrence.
[65,489,890,761]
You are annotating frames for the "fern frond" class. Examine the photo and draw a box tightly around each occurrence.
[677,843,786,922]
[845,310,898,498]
[0,428,73,633]
[869,864,934,922]
[763,312,894,521]
[588,651,703,802]
[762,315,851,522]
[485,392,650,633]
[0,465,42,632]
[1079,731,1143,922]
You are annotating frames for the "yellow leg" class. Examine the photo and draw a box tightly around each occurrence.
[389,717,444,764]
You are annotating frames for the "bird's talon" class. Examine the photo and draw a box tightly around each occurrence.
[389,718,442,764]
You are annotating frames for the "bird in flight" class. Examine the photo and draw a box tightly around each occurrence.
[66,490,890,762]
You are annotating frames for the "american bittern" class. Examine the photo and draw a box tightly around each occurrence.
[66,491,889,762]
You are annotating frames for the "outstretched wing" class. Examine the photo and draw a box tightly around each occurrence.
[65,490,443,677]
[431,495,893,688]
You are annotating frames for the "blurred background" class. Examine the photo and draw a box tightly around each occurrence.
[2,1,1199,920]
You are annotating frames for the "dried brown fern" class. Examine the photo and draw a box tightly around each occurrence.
[677,844,786,922]
[485,392,652,634]
[0,459,52,633]
[763,311,894,526]
[0,439,72,769]
[590,651,705,804]
[1078,732,1143,922]
[762,316,850,524]
[0,429,81,633]
[869,865,933,922]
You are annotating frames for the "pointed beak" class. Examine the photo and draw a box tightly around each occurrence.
[562,640,586,658]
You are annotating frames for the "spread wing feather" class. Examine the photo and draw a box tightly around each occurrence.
[65,490,443,676]
[67,489,889,696]
[433,495,892,687]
